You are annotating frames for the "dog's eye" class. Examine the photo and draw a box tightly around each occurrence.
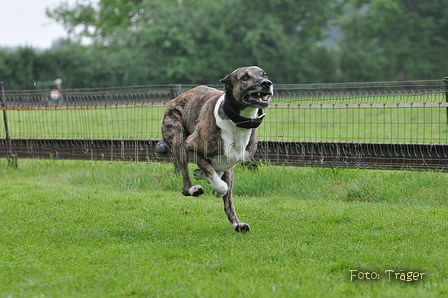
[241,74,250,81]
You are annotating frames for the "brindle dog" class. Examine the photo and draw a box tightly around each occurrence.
[158,66,273,232]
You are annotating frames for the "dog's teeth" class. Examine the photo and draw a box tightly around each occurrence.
[258,92,261,97]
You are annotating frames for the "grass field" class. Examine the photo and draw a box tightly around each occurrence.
[2,104,448,144]
[1,159,447,297]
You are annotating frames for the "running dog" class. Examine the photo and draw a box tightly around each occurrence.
[158,66,273,232]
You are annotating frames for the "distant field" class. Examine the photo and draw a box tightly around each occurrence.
[2,104,447,144]
[0,159,447,297]
[262,105,448,143]
[1,106,166,140]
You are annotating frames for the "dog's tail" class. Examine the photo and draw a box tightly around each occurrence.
[155,139,171,156]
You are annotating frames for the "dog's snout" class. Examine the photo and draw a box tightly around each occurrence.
[260,79,272,89]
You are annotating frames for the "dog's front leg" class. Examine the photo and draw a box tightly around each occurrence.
[221,169,250,232]
[194,160,248,232]
[195,157,228,198]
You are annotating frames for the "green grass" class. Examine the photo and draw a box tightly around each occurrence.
[1,159,447,297]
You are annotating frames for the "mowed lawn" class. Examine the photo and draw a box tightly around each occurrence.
[0,159,447,297]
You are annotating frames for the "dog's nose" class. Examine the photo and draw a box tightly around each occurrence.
[260,79,272,89]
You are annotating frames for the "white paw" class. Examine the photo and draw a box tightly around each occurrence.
[189,185,204,197]
[212,181,228,198]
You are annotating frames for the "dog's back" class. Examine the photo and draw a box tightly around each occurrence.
[166,86,222,132]
[158,85,222,155]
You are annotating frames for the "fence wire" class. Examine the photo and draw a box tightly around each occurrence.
[4,80,446,143]
[1,79,448,170]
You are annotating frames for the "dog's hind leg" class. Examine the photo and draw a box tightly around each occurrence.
[163,127,204,197]
[176,154,204,196]
[174,141,204,197]
[221,169,250,233]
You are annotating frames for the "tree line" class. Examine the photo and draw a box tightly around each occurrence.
[1,0,447,90]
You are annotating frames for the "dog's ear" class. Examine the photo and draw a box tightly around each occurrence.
[220,74,231,85]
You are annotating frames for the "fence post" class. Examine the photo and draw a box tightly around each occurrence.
[0,82,16,167]
[445,77,448,123]
[170,84,182,99]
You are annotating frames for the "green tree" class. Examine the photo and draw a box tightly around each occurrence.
[46,0,340,84]
[1,47,38,90]
[337,0,448,81]
[4,0,447,90]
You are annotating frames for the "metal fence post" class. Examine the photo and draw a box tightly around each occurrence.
[1,82,16,167]
[445,77,448,123]
[170,84,182,99]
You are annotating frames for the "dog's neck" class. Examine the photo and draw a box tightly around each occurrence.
[222,97,265,129]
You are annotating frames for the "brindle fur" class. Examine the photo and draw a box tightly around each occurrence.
[161,66,273,232]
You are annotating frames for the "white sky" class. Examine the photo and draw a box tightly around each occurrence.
[0,0,78,49]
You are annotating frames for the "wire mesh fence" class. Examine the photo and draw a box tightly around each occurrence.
[1,85,172,139]
[1,78,448,170]
[0,105,166,139]
[2,79,447,143]
[264,80,447,143]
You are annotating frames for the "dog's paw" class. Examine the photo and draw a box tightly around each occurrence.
[212,188,227,198]
[234,223,250,233]
[193,169,205,181]
[212,181,228,198]
[189,185,204,197]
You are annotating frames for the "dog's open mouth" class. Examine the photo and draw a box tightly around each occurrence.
[243,91,272,106]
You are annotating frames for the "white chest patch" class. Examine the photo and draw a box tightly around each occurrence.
[211,95,257,171]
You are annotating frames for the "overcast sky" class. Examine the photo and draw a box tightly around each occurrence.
[0,0,79,49]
